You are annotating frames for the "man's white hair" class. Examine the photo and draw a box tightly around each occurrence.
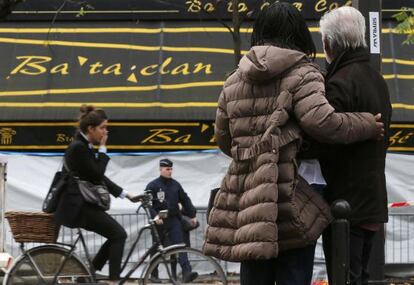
[320,6,367,53]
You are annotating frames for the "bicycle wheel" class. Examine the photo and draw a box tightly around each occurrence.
[143,247,227,285]
[4,244,94,285]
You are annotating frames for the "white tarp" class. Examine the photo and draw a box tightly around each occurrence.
[4,151,413,212]
[3,152,231,212]
[1,151,413,278]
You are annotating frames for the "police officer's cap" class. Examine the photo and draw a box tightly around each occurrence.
[160,158,173,167]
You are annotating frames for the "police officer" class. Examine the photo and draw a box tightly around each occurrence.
[146,158,198,283]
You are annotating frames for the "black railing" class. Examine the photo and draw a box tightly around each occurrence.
[4,208,414,280]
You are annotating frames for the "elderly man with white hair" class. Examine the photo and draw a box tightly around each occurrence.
[317,6,392,285]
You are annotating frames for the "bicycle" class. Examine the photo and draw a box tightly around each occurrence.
[4,192,227,285]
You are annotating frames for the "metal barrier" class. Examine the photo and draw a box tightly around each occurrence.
[4,209,414,276]
[385,213,414,264]
[3,208,234,273]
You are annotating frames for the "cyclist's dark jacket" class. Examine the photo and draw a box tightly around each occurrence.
[54,132,123,227]
[146,176,196,223]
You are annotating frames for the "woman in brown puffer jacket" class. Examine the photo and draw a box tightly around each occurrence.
[203,2,383,285]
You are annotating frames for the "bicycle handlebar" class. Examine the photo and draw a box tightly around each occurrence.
[129,191,153,203]
[133,190,169,222]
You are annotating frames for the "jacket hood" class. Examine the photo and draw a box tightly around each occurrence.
[239,45,307,82]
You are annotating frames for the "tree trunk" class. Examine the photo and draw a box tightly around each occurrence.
[232,0,242,67]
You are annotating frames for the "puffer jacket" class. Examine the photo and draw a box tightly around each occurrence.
[203,45,378,262]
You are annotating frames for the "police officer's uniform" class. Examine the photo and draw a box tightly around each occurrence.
[146,159,197,281]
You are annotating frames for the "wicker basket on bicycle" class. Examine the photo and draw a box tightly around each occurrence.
[5,211,58,243]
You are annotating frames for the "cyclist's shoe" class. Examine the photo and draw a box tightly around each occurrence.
[149,275,162,283]
[95,272,110,280]
[182,271,198,283]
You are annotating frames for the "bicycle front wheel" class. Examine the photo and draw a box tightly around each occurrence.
[3,244,93,285]
[143,247,227,285]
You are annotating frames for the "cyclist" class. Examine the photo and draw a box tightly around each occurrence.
[54,105,138,284]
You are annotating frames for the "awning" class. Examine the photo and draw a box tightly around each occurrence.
[0,20,412,151]
[0,21,412,121]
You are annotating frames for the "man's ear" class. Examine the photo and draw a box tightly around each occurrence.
[323,39,333,63]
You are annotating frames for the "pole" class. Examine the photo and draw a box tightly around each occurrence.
[330,200,351,285]
[0,156,13,270]
[0,155,7,253]
[352,1,385,283]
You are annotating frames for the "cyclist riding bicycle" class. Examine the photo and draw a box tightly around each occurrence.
[54,105,139,284]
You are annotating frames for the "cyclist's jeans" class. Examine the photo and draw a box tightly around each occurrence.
[81,206,127,280]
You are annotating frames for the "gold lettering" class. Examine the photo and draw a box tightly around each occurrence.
[141,129,179,144]
[209,134,216,143]
[50,63,69,75]
[238,3,248,12]
[388,131,414,145]
[140,64,158,76]
[389,131,401,145]
[227,1,233,12]
[103,64,122,75]
[193,63,212,74]
[171,63,190,75]
[174,134,191,143]
[329,3,339,10]
[293,2,303,11]
[204,3,215,12]
[315,0,350,13]
[139,59,212,77]
[56,133,73,143]
[56,134,66,143]
[89,62,103,74]
[315,0,327,12]
[210,123,217,143]
[399,132,414,144]
[260,2,270,10]
[227,1,248,12]
[10,56,51,75]
[186,0,202,13]
[160,57,173,75]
